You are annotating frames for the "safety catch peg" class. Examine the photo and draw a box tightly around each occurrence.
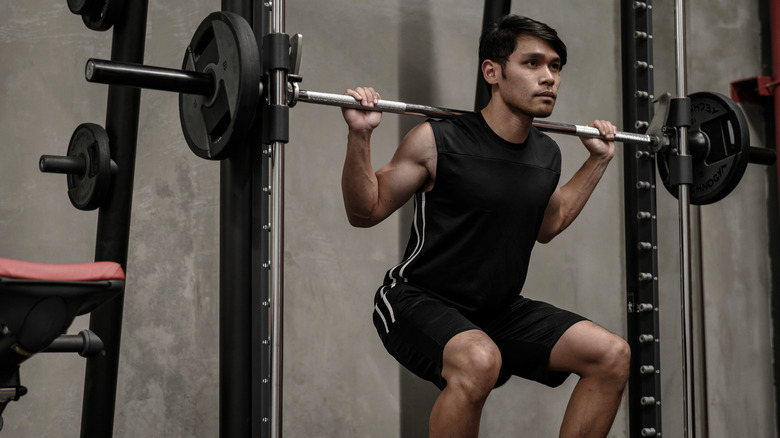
[645,93,671,153]
[39,123,117,211]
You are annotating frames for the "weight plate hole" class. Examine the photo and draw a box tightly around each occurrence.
[726,120,736,151]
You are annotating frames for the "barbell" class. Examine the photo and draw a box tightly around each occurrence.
[81,11,774,205]
[83,59,660,149]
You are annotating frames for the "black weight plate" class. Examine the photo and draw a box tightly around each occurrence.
[66,123,112,211]
[657,91,750,205]
[77,0,126,32]
[179,12,261,160]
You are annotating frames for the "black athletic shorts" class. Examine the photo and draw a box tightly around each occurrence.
[372,283,587,390]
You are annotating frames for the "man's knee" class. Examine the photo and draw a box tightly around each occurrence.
[442,332,502,403]
[599,335,631,386]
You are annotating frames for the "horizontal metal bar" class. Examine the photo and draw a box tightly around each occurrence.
[748,146,777,165]
[81,59,657,147]
[85,58,215,96]
[296,89,469,118]
[296,89,655,146]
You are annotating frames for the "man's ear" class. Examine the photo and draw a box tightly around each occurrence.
[481,59,500,86]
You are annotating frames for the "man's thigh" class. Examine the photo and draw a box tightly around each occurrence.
[373,285,480,390]
[548,319,625,375]
[478,296,587,388]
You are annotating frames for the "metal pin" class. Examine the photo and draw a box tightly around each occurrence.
[637,302,654,311]
[638,273,654,282]
[641,396,657,406]
[639,334,655,343]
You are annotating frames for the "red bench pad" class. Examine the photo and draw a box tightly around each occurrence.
[0,257,125,282]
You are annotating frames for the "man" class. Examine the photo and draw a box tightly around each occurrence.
[341,15,630,438]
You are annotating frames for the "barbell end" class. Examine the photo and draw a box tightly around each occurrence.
[748,146,777,166]
[85,59,96,82]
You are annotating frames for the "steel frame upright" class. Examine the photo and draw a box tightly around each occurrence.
[80,1,149,436]
[218,1,271,437]
[620,1,663,437]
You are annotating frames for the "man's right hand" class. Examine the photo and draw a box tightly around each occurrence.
[342,87,383,133]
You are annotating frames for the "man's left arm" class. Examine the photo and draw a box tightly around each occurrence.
[536,120,617,243]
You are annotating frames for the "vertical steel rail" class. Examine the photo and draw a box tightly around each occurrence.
[674,0,695,436]
[621,1,662,436]
[80,1,148,436]
[269,1,286,437]
[253,4,272,437]
[219,1,256,437]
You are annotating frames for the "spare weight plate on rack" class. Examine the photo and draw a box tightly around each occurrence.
[67,0,126,32]
[179,12,261,160]
[67,123,112,211]
[657,91,751,205]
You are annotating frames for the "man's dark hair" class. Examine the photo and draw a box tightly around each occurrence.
[478,15,568,93]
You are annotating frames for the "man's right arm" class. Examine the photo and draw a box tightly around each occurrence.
[341,87,435,228]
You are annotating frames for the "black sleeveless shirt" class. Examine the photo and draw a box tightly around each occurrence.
[380,112,562,315]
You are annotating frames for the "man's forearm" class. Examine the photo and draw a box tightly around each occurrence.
[341,130,380,226]
[557,154,612,229]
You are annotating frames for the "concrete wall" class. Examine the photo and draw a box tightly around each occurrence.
[0,0,774,437]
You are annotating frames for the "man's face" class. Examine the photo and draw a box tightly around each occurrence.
[492,35,562,118]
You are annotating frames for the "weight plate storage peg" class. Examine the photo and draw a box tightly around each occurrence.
[657,91,752,205]
[179,12,261,160]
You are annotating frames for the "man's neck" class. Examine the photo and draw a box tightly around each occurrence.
[480,99,534,144]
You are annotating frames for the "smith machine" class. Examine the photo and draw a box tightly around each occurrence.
[0,0,776,437]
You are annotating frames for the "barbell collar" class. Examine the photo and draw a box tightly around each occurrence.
[85,58,215,97]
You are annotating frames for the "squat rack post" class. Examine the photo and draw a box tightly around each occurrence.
[266,0,288,437]
[80,1,149,436]
[674,0,697,436]
[621,0,663,436]
[218,1,267,437]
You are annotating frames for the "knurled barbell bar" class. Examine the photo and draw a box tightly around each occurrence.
[290,88,658,146]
